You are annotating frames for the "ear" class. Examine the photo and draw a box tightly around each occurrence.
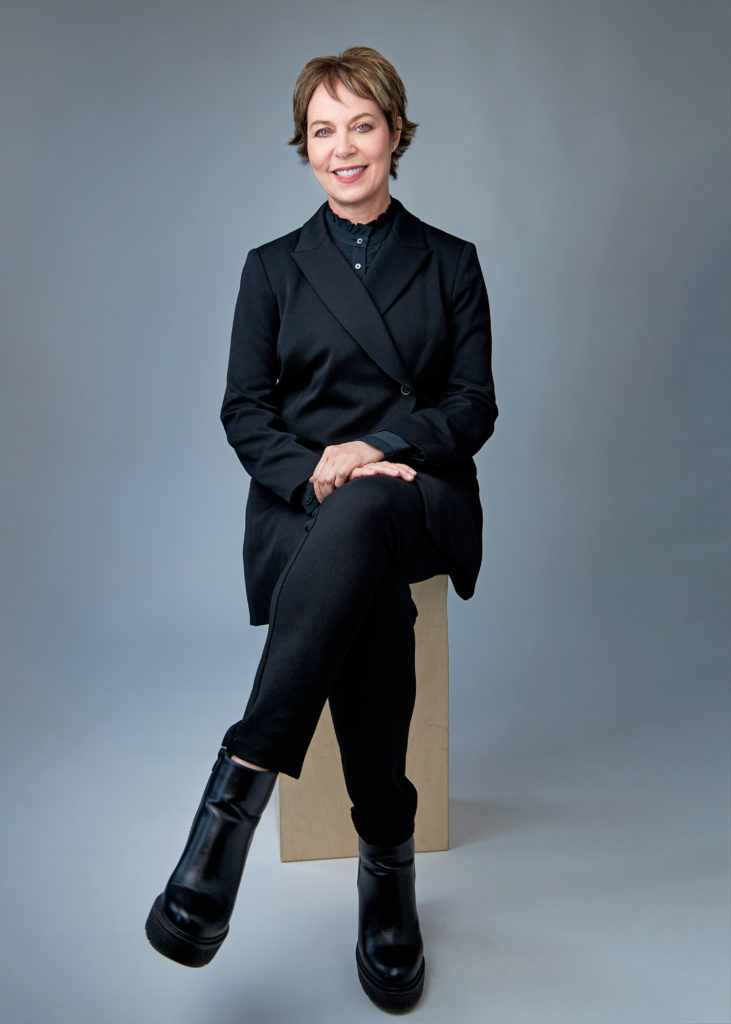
[392,116,403,151]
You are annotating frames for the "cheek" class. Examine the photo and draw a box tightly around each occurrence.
[306,141,323,170]
[371,137,392,166]
[313,153,333,175]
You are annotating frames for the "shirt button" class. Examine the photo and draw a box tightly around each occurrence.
[354,263,362,270]
[356,238,363,244]
[400,385,412,396]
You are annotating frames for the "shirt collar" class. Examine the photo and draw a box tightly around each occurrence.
[325,203,395,247]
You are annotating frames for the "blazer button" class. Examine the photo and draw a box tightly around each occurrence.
[400,385,412,396]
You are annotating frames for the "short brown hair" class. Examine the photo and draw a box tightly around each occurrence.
[289,46,418,179]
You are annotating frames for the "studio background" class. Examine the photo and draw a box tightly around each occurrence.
[1,1,728,1022]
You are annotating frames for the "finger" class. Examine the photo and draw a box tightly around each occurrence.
[351,464,416,481]
[311,460,338,486]
[376,462,417,479]
[334,462,360,488]
[311,445,342,477]
[315,478,334,501]
[312,471,334,500]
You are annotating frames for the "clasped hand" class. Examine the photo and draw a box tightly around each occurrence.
[309,441,417,503]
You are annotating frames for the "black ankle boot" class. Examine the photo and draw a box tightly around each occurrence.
[356,836,425,1013]
[145,748,277,967]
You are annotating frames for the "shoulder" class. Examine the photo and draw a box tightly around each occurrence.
[393,202,487,300]
[392,200,475,262]
[248,226,301,266]
[420,220,473,254]
[247,204,327,266]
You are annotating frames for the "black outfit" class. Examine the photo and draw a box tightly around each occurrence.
[301,204,412,514]
[220,199,496,845]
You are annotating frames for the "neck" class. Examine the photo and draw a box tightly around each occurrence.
[327,193,391,225]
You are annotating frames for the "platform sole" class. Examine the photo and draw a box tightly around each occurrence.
[356,946,425,1014]
[145,893,227,968]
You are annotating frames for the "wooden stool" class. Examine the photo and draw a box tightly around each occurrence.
[277,575,449,861]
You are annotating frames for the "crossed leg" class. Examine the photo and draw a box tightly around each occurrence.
[223,474,442,803]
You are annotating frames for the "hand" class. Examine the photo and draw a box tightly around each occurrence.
[349,461,417,484]
[310,441,384,502]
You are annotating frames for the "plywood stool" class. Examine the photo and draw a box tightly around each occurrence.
[277,575,449,861]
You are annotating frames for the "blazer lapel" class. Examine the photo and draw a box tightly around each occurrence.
[363,200,431,316]
[291,203,421,389]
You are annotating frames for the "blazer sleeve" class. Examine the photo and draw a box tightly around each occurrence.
[380,242,498,463]
[221,249,320,504]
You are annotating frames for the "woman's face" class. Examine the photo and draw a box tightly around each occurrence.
[306,79,401,223]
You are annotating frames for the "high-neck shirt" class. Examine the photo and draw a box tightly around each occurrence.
[325,203,395,279]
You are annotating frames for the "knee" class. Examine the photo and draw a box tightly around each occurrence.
[318,475,403,533]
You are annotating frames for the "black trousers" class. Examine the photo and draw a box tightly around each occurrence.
[223,475,444,846]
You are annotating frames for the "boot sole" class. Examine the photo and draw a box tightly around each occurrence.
[356,946,425,1013]
[145,893,227,967]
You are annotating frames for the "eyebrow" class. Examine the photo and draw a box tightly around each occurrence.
[309,113,377,128]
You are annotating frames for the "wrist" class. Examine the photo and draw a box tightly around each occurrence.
[356,440,384,461]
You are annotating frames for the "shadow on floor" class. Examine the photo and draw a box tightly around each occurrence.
[449,798,561,847]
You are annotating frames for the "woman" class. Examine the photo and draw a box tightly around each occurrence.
[146,46,497,1013]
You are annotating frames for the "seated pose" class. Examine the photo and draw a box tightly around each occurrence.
[146,45,497,1014]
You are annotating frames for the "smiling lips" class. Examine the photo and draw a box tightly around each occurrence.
[333,166,367,182]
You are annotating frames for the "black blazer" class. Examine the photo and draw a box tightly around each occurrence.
[222,199,497,625]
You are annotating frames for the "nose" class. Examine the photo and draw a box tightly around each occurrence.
[333,129,356,159]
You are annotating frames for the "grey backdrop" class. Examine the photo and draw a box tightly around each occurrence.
[1,1,729,1022]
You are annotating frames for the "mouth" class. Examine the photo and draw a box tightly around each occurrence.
[333,166,367,181]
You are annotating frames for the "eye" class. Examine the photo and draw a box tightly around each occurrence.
[313,127,331,137]
[355,123,373,133]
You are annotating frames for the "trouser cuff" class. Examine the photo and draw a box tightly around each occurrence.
[351,808,416,849]
[222,723,305,779]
